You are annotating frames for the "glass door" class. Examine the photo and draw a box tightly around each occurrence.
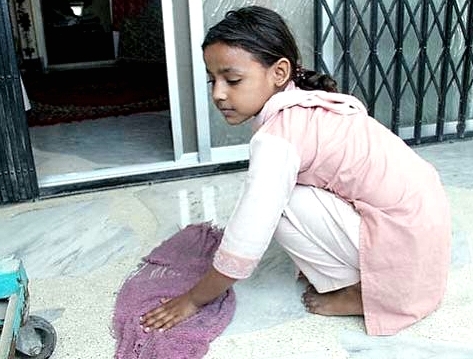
[24,0,183,190]
[191,0,316,163]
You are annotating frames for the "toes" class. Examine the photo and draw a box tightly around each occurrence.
[304,284,317,295]
[301,291,316,311]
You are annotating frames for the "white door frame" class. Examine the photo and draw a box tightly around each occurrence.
[188,1,250,165]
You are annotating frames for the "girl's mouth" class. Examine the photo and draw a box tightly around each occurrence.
[220,109,235,117]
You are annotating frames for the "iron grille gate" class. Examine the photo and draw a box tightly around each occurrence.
[0,0,38,204]
[314,0,473,144]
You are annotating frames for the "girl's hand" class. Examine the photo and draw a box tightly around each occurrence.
[139,266,236,332]
[140,292,199,332]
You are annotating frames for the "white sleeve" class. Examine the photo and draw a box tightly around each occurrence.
[213,132,301,279]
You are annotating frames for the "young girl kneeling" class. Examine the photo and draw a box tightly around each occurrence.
[140,5,451,336]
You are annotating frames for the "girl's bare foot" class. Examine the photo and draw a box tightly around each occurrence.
[302,282,363,316]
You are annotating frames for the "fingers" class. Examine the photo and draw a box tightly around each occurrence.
[139,295,198,333]
[139,301,172,332]
[140,310,173,332]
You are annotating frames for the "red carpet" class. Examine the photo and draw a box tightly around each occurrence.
[23,64,169,126]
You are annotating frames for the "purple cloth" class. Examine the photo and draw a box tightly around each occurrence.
[113,223,236,359]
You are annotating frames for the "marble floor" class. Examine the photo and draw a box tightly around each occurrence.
[0,138,473,358]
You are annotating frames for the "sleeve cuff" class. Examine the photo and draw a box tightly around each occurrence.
[213,247,260,279]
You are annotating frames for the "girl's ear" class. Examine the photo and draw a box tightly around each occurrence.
[272,58,291,87]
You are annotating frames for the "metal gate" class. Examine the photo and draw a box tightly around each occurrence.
[0,0,38,204]
[314,0,473,144]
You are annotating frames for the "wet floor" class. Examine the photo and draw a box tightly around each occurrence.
[1,139,472,358]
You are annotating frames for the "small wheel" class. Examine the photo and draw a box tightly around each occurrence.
[16,315,57,359]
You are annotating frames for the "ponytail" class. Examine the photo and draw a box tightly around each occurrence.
[293,66,338,93]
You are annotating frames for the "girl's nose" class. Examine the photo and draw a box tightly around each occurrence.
[212,81,227,102]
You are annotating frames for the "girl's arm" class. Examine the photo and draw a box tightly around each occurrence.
[140,133,300,332]
[139,266,236,332]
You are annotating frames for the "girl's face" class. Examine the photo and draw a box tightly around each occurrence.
[204,42,287,125]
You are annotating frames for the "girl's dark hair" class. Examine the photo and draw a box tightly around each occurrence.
[202,6,337,92]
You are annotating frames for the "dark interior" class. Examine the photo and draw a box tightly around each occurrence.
[22,0,169,127]
[41,0,115,64]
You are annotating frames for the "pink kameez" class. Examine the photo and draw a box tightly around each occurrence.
[213,82,451,335]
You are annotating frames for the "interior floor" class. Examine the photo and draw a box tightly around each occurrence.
[1,139,472,358]
[29,111,173,179]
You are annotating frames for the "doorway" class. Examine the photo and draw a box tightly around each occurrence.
[23,0,174,185]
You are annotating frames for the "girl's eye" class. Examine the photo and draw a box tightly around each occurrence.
[207,79,215,85]
[227,79,241,85]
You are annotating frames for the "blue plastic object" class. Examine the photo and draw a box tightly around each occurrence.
[0,257,28,359]
[0,257,56,359]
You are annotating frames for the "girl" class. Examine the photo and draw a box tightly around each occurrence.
[140,5,451,336]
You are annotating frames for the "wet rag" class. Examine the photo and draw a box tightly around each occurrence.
[112,223,236,359]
